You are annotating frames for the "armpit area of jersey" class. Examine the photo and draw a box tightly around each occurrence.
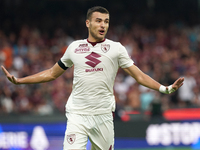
[58,59,68,70]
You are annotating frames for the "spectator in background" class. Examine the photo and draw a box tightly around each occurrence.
[0,86,14,113]
[126,83,141,111]
[13,38,28,57]
[192,85,200,107]
[1,39,13,69]
[178,70,197,107]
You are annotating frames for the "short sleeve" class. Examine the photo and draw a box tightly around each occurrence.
[118,43,134,68]
[60,44,73,68]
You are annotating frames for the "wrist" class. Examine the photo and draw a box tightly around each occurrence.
[159,85,167,94]
[167,85,176,94]
[159,85,175,94]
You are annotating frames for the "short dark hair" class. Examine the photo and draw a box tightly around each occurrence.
[86,6,109,20]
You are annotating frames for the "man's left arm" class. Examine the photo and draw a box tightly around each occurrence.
[123,65,184,94]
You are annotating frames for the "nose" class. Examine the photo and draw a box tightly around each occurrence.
[100,22,105,28]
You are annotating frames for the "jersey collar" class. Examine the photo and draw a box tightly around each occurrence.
[87,38,105,47]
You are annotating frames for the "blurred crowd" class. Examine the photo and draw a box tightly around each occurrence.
[113,24,200,117]
[0,1,200,118]
[0,23,200,117]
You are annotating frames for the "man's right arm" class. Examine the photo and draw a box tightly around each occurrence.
[1,63,65,85]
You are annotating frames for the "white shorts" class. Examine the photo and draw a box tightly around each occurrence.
[63,113,114,150]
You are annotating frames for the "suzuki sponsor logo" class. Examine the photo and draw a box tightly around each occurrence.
[85,52,103,72]
[85,68,103,72]
[85,52,101,68]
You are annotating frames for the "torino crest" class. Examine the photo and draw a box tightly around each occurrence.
[67,134,76,145]
[101,44,110,53]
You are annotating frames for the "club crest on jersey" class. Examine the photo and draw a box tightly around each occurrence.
[75,44,90,54]
[101,44,110,53]
[67,134,76,145]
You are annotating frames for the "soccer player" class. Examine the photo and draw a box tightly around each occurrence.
[1,6,184,150]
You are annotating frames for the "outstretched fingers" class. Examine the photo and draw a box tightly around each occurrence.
[173,77,184,90]
[1,65,18,84]
[1,66,9,76]
[177,77,184,86]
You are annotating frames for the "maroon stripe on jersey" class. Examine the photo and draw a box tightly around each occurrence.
[87,38,105,46]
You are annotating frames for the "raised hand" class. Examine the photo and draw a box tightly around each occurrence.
[1,66,19,84]
[160,77,184,94]
[171,77,184,91]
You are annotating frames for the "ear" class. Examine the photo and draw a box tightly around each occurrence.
[86,19,90,28]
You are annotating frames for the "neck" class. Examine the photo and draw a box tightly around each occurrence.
[87,38,105,46]
[87,37,105,43]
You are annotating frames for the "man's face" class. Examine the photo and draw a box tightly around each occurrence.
[86,12,109,42]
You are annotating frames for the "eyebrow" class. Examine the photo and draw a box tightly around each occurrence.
[96,18,109,21]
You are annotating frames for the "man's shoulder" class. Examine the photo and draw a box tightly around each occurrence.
[105,39,123,47]
[105,39,118,44]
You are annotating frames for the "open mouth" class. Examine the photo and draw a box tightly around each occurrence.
[99,30,105,35]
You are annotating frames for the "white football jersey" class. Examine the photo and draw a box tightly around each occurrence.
[59,39,134,115]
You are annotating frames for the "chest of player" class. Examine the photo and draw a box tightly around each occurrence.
[70,43,118,68]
